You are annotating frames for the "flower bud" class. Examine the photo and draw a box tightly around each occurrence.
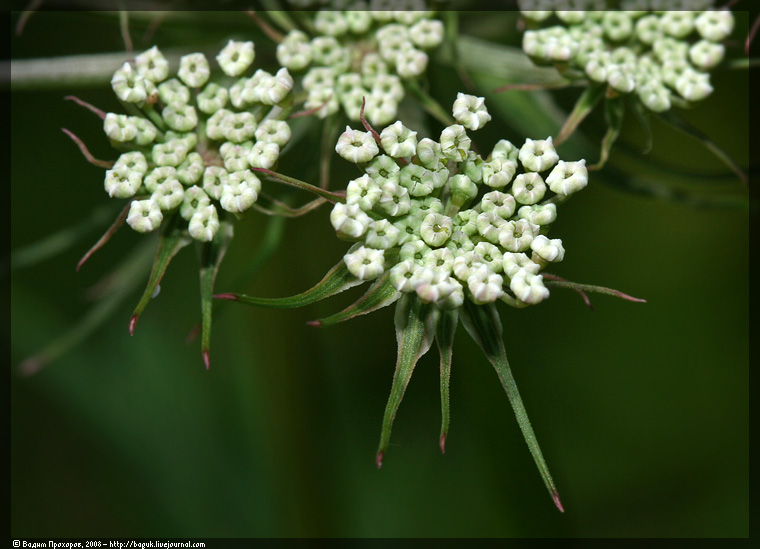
[247,141,280,169]
[152,139,189,167]
[377,181,411,217]
[509,269,549,305]
[473,242,503,273]
[689,39,725,71]
[220,172,260,213]
[113,151,148,175]
[452,93,492,131]
[380,121,418,158]
[135,46,169,83]
[395,48,428,79]
[467,266,504,304]
[440,124,471,162]
[220,141,253,172]
[177,152,204,186]
[277,30,312,71]
[498,219,536,252]
[346,174,383,211]
[411,18,445,49]
[530,235,565,264]
[518,137,559,172]
[104,113,138,143]
[202,166,228,200]
[330,203,372,239]
[511,172,546,205]
[151,179,185,211]
[416,138,443,169]
[197,83,229,115]
[694,10,734,42]
[180,185,211,220]
[476,211,507,244]
[390,260,424,293]
[518,203,557,226]
[400,239,433,265]
[365,219,401,250]
[111,62,150,103]
[502,252,540,278]
[480,191,516,219]
[143,166,180,194]
[162,102,198,132]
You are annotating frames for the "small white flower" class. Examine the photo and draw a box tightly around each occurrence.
[545,159,588,195]
[395,47,428,79]
[689,39,725,71]
[518,137,560,173]
[158,78,191,106]
[134,46,170,83]
[104,167,142,199]
[217,40,255,77]
[180,185,211,220]
[400,239,433,265]
[399,163,437,197]
[188,205,221,242]
[365,219,402,250]
[247,141,280,169]
[390,259,424,293]
[377,180,411,217]
[143,166,180,194]
[205,109,232,141]
[602,11,634,42]
[255,119,292,147]
[453,251,485,281]
[345,10,373,34]
[162,102,198,132]
[363,91,399,127]
[638,82,671,113]
[202,166,229,200]
[259,68,294,105]
[127,199,163,233]
[420,212,453,248]
[415,270,459,306]
[410,18,444,49]
[314,10,349,36]
[220,141,253,172]
[481,157,518,189]
[502,252,541,279]
[197,83,229,115]
[423,247,455,274]
[220,172,260,213]
[473,242,503,274]
[103,113,138,143]
[344,246,386,280]
[498,219,536,253]
[476,211,507,244]
[330,202,372,239]
[415,138,442,169]
[152,139,189,167]
[452,93,492,131]
[480,191,516,219]
[607,63,636,94]
[659,11,694,39]
[517,203,557,226]
[336,127,380,163]
[453,209,479,237]
[113,151,148,175]
[694,9,734,42]
[510,269,549,305]
[178,53,210,88]
[277,30,313,71]
[177,152,205,186]
[530,235,565,264]
[305,86,340,119]
[675,68,713,102]
[440,124,471,162]
[380,121,418,158]
[467,265,504,304]
[346,174,383,211]
[222,112,258,143]
[511,172,546,205]
[151,179,185,211]
[111,62,150,103]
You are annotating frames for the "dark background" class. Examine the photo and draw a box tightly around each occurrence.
[10,10,750,537]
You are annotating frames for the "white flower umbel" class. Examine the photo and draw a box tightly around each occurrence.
[329,96,589,309]
[520,5,734,111]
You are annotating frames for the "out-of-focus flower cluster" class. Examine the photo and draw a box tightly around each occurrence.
[276,5,444,125]
[331,93,588,309]
[519,0,734,111]
[103,42,294,241]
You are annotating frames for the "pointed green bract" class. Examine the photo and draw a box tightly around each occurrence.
[376,295,439,467]
[543,278,646,303]
[130,216,192,331]
[311,273,400,327]
[659,109,748,185]
[198,217,235,368]
[555,84,605,145]
[591,95,625,171]
[227,259,362,309]
[461,300,563,512]
[436,309,458,454]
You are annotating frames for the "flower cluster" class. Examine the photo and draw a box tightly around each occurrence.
[103,42,294,241]
[331,93,588,308]
[276,5,444,125]
[519,1,734,111]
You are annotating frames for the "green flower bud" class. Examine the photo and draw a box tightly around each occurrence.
[111,62,150,103]
[448,174,478,208]
[467,266,504,304]
[400,239,432,265]
[152,138,189,167]
[255,119,292,147]
[202,166,228,201]
[380,121,418,158]
[659,11,694,39]
[162,102,198,132]
[365,219,402,250]
[675,68,713,102]
[440,124,471,162]
[410,18,444,49]
[545,159,588,195]
[453,251,485,281]
[502,252,540,279]
[480,190,516,219]
[518,137,559,172]
[498,219,536,252]
[476,211,507,244]
[452,93,492,131]
[277,30,312,71]
[390,259,424,293]
[689,39,725,71]
[220,141,252,172]
[222,112,258,143]
[104,113,137,143]
[377,180,411,217]
[330,203,372,240]
[530,235,565,264]
[603,11,634,42]
[509,269,549,305]
[694,9,734,42]
[220,171,260,213]
[366,154,401,184]
[314,10,349,37]
[512,172,547,205]
[247,141,280,169]
[473,242,503,274]
[113,151,148,175]
[395,47,428,79]
[518,203,557,226]
[158,78,191,106]
[481,157,518,189]
[177,152,204,186]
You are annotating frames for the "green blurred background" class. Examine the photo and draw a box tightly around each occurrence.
[10,10,750,538]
